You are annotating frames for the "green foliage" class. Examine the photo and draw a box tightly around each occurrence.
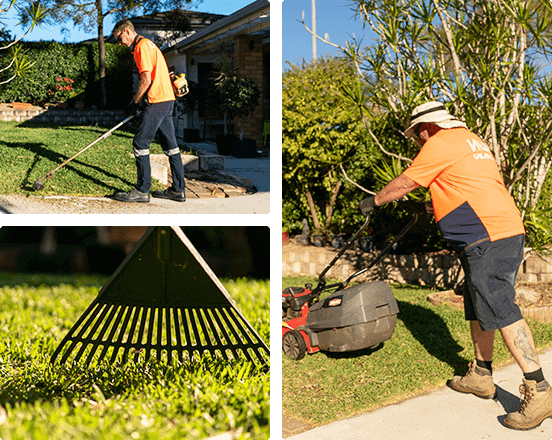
[220,76,261,140]
[283,56,376,234]
[0,274,269,440]
[0,41,132,107]
[343,0,552,251]
[282,275,552,426]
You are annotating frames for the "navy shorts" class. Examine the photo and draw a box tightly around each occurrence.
[460,234,525,331]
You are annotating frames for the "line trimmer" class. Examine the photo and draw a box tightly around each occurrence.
[282,209,419,360]
[32,113,139,191]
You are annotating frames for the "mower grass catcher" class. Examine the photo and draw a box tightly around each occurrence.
[282,210,419,360]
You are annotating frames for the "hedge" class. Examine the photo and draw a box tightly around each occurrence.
[0,41,133,109]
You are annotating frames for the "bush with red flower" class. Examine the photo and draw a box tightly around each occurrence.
[47,77,75,103]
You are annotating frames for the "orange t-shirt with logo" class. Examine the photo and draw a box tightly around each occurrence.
[132,37,174,104]
[403,127,525,252]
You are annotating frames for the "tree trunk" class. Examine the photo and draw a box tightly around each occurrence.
[97,0,107,109]
[305,188,322,231]
[324,174,343,230]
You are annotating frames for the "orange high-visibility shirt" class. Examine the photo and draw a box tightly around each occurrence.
[403,128,525,252]
[133,37,174,103]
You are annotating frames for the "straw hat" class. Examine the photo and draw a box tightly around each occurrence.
[404,101,467,138]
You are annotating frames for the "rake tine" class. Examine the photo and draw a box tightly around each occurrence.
[93,304,128,364]
[145,307,156,362]
[219,308,261,363]
[123,306,142,364]
[210,308,247,361]
[172,307,184,362]
[133,306,149,363]
[204,309,229,361]
[156,307,164,362]
[51,301,101,364]
[71,303,114,364]
[110,305,134,364]
[181,309,194,358]
[188,308,204,351]
[196,308,215,347]
[198,309,222,358]
[164,307,173,363]
[61,302,110,364]
[84,303,123,365]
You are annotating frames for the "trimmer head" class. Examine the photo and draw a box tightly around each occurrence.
[32,180,45,191]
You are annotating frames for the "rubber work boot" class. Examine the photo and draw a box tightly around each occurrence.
[504,379,552,430]
[447,361,497,399]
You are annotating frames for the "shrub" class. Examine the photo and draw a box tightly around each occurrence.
[0,41,133,108]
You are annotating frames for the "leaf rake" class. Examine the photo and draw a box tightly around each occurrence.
[50,227,269,366]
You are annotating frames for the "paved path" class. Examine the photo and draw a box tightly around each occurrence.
[285,348,552,440]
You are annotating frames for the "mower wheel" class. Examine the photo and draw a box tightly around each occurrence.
[283,330,307,360]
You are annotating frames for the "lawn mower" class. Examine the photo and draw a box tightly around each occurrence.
[282,208,419,360]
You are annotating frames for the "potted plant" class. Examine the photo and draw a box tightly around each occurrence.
[225,76,261,158]
[359,228,375,252]
[282,227,290,246]
[311,230,326,247]
[208,56,238,155]
[180,80,200,142]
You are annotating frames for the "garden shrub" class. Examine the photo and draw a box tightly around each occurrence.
[0,41,133,108]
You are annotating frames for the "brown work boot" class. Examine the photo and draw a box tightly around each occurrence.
[504,378,552,430]
[447,361,496,399]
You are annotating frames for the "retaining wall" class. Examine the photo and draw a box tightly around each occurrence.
[282,244,552,288]
[1,106,126,126]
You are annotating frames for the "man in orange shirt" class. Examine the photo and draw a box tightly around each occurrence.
[112,19,186,203]
[360,101,551,430]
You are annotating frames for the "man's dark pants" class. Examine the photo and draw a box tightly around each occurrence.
[133,100,185,193]
[460,234,525,331]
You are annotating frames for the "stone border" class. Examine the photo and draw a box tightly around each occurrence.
[1,105,126,126]
[283,242,552,288]
[426,290,552,323]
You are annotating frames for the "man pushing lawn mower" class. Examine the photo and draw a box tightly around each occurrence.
[112,19,186,203]
[360,101,551,431]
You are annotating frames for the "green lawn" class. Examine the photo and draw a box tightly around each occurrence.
[0,273,270,440]
[282,276,552,427]
[0,121,174,196]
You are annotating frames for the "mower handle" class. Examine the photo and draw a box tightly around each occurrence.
[313,213,372,294]
[342,212,419,288]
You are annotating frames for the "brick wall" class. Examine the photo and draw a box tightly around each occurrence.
[234,34,264,147]
[282,245,552,288]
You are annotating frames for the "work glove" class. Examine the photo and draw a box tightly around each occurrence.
[359,196,377,216]
[127,101,139,116]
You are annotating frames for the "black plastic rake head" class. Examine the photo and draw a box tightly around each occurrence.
[50,227,269,367]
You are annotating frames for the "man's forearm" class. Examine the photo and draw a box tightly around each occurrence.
[375,173,418,206]
[133,72,152,103]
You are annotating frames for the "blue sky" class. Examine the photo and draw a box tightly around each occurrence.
[4,0,257,43]
[282,1,373,70]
